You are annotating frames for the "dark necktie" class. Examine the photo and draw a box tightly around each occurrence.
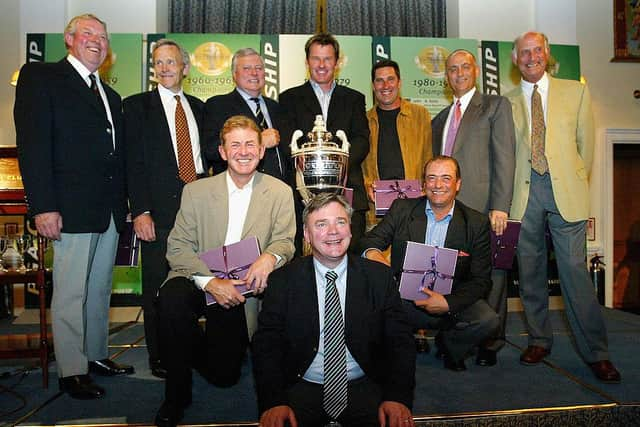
[443,99,461,156]
[250,97,268,129]
[88,74,107,117]
[323,270,347,420]
[174,95,197,183]
[250,97,283,175]
[530,84,548,174]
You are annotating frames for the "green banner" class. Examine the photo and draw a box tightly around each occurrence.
[149,33,260,101]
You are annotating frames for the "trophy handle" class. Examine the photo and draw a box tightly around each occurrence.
[335,130,350,154]
[290,129,303,153]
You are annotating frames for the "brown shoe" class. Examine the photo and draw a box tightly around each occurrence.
[520,345,550,365]
[589,360,621,383]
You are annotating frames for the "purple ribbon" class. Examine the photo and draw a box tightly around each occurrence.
[403,247,454,292]
[374,181,417,199]
[209,245,251,279]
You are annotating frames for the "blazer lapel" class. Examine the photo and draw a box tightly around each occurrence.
[302,82,323,117]
[210,174,229,245]
[149,90,178,168]
[408,198,428,243]
[242,173,268,237]
[454,91,482,154]
[60,59,108,117]
[444,204,467,249]
[344,256,364,341]
[510,87,531,150]
[299,257,321,341]
[231,89,258,118]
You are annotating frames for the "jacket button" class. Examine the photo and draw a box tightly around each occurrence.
[525,180,530,184]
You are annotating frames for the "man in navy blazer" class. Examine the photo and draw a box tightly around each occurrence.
[124,39,206,378]
[253,193,415,427]
[357,156,498,372]
[279,33,370,251]
[203,48,287,181]
[14,14,132,399]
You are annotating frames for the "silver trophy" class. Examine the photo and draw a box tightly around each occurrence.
[290,115,350,203]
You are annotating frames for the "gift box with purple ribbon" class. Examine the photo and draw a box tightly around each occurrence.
[399,241,458,301]
[491,220,521,270]
[374,179,422,216]
[199,236,261,305]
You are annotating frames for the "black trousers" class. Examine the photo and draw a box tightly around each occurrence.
[403,299,499,361]
[140,227,171,361]
[157,277,249,405]
[286,377,382,427]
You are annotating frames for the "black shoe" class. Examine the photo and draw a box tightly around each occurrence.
[476,348,497,366]
[155,400,185,427]
[89,359,135,376]
[150,359,167,379]
[59,374,105,399]
[443,354,467,371]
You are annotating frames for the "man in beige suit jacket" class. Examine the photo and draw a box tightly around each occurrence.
[507,31,619,384]
[154,116,296,427]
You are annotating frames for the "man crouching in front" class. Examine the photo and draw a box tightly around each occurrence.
[252,193,416,427]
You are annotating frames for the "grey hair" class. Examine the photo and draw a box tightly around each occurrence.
[153,38,190,66]
[64,14,109,48]
[511,31,550,57]
[231,47,264,73]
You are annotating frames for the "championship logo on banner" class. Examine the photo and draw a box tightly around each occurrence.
[278,34,373,108]
[480,40,581,95]
[387,37,478,117]
[147,33,260,101]
[26,33,143,98]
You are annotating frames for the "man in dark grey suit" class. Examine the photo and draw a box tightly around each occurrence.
[253,193,415,427]
[357,156,498,372]
[203,48,287,181]
[431,49,515,366]
[14,13,133,399]
[124,39,206,378]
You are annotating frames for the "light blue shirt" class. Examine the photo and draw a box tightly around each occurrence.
[425,200,454,246]
[303,256,365,384]
[309,79,336,123]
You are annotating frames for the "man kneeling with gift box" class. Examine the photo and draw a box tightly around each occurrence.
[356,155,498,372]
[154,115,296,427]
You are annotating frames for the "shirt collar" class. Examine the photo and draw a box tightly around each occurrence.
[225,170,256,193]
[425,199,455,220]
[520,72,549,96]
[236,86,261,102]
[309,79,336,95]
[453,87,476,110]
[313,255,348,281]
[67,54,97,83]
[157,83,184,100]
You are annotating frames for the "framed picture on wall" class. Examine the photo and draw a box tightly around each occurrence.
[612,0,640,61]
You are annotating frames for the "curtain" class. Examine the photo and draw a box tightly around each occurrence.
[170,0,316,34]
[326,0,446,37]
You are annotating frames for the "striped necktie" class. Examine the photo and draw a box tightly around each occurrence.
[323,270,348,420]
[174,95,197,183]
[530,84,548,174]
[250,97,267,129]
